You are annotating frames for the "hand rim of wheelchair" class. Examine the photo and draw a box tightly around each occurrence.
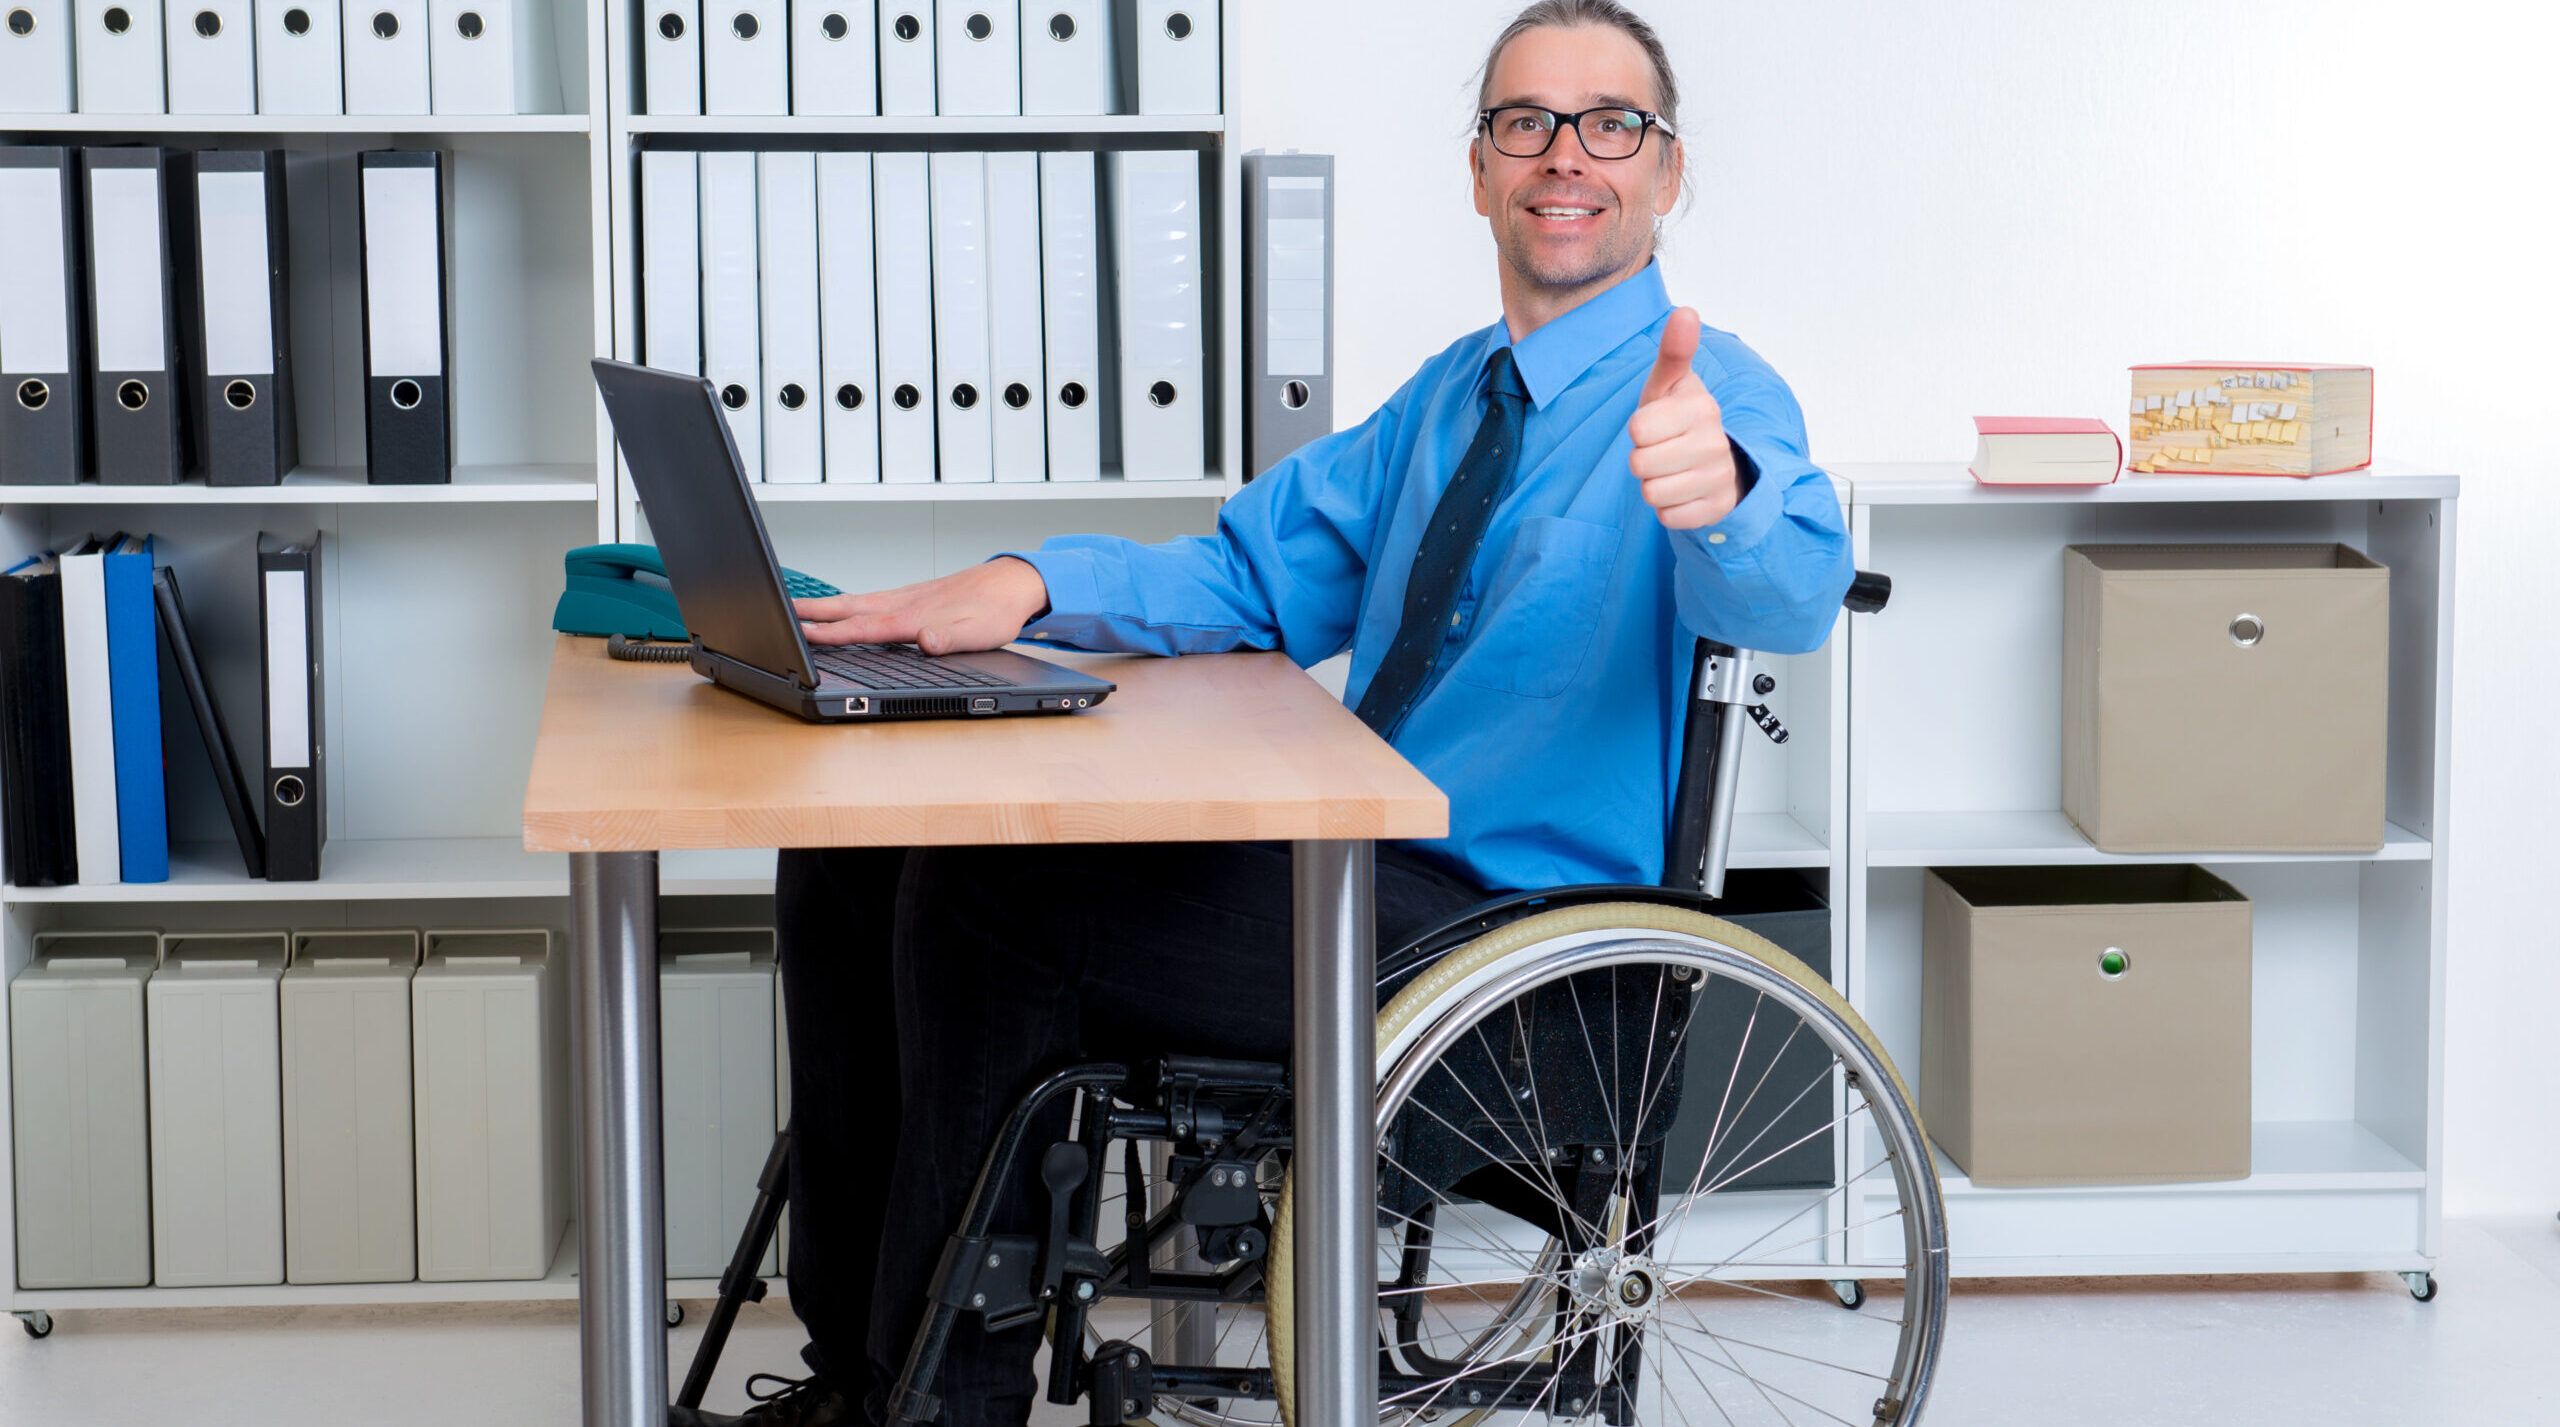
[1218,902,1952,1427]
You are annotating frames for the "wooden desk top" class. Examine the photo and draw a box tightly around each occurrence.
[521,636,1450,853]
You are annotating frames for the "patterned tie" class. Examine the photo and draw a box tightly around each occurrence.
[1354,346,1532,738]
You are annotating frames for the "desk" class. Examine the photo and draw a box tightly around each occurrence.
[523,636,1448,1427]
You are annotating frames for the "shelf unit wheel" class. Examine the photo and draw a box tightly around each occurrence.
[16,1310,52,1339]
[1829,1279,1866,1310]
[666,1300,686,1328]
[2403,1272,2438,1303]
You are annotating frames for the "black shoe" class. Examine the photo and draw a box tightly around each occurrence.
[667,1373,858,1427]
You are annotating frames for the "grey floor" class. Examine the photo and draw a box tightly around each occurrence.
[6,1217,2555,1426]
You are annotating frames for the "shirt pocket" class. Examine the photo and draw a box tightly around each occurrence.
[1449,515,1623,699]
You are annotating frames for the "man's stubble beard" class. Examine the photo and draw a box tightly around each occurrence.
[1494,209,1657,295]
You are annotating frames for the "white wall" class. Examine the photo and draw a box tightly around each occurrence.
[1238,0,2560,1215]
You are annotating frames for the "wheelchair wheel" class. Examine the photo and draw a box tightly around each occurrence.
[1264,903,1949,1427]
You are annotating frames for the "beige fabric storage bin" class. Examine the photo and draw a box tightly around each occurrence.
[1922,866,2251,1186]
[2063,543,2388,853]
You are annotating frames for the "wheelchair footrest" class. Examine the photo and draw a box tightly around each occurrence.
[1086,1341,1155,1426]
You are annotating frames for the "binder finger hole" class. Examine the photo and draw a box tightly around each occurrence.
[819,10,845,39]
[1058,381,1086,409]
[949,383,979,410]
[116,380,149,411]
[1003,382,1031,409]
[1148,380,1178,408]
[730,10,756,38]
[777,383,806,410]
[1163,9,1192,39]
[2229,613,2265,647]
[892,10,919,40]
[390,378,423,410]
[720,383,750,409]
[193,8,220,36]
[835,383,865,410]
[1283,379,1311,410]
[964,10,990,39]
[6,8,32,35]
[1046,11,1072,40]
[893,383,921,409]
[15,379,46,411]
[371,10,397,37]
[273,775,307,808]
[456,8,483,37]
[102,5,130,32]
[656,9,683,38]
[225,380,257,411]
[283,6,309,33]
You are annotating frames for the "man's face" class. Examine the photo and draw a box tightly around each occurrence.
[1471,23,1684,294]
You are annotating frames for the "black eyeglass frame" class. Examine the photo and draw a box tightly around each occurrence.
[1475,105,1677,160]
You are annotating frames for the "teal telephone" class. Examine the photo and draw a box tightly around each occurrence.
[553,544,843,641]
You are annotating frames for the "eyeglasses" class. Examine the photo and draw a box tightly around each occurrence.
[1477,105,1675,161]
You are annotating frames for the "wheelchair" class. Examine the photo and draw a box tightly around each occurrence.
[682,572,1948,1427]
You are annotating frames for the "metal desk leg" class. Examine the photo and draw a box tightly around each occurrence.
[1292,839,1375,1427]
[570,851,665,1427]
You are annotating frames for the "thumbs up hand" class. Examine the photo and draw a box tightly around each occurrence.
[1627,307,1743,531]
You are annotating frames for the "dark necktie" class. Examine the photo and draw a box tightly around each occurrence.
[1354,346,1531,738]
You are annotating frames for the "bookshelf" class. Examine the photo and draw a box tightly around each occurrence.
[0,0,1247,1317]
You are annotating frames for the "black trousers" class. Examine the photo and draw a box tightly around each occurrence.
[774,840,1489,1427]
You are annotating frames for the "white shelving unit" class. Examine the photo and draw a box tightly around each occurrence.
[0,0,1252,1318]
[1837,461,2455,1285]
[2,24,2458,1321]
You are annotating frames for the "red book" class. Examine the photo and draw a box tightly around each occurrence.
[1969,417,2123,486]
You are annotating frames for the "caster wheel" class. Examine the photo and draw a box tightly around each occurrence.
[665,1301,686,1328]
[2404,1272,2438,1303]
[17,1311,52,1339]
[1829,1280,1866,1311]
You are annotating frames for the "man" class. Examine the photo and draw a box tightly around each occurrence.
[708,3,1853,1424]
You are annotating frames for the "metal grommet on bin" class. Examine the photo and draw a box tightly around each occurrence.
[2229,613,2264,647]
[2098,947,2130,980]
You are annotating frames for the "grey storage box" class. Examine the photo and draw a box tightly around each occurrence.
[281,930,420,1285]
[413,929,568,1281]
[1657,871,1834,1193]
[1922,866,2251,1187]
[2063,543,2388,853]
[11,931,160,1289]
[149,933,291,1287]
[660,928,779,1278]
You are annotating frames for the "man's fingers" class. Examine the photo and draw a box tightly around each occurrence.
[802,611,913,647]
[1639,307,1703,405]
[1629,430,1723,482]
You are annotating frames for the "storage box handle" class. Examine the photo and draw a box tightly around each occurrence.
[2229,613,2264,647]
[2098,947,2132,980]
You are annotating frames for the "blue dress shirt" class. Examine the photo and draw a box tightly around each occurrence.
[1008,261,1852,893]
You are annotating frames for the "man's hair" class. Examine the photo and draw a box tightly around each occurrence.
[1474,0,1681,134]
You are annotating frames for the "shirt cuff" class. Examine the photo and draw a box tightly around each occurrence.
[996,548,1085,637]
[1687,435,1784,557]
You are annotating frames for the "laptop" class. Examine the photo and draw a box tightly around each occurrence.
[590,359,1117,722]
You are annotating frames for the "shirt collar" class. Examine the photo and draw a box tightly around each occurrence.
[1487,259,1673,409]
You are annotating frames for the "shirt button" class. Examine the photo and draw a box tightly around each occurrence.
[1708,532,1727,545]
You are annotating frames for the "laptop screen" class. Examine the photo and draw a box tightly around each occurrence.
[589,360,820,689]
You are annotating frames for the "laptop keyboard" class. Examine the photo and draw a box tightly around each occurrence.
[812,644,1018,691]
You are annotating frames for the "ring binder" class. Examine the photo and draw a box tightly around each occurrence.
[0,147,86,484]
[195,149,299,486]
[358,149,452,483]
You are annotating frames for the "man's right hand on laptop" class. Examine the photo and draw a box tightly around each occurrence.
[793,556,1052,655]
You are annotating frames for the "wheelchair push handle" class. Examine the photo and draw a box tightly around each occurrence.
[1665,570,1891,899]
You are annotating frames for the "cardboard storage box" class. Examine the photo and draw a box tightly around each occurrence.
[413,929,568,1281]
[149,933,291,1287]
[2063,543,2388,853]
[1922,866,2251,1187]
[659,928,779,1278]
[10,931,159,1289]
[1656,871,1835,1193]
[281,930,421,1285]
